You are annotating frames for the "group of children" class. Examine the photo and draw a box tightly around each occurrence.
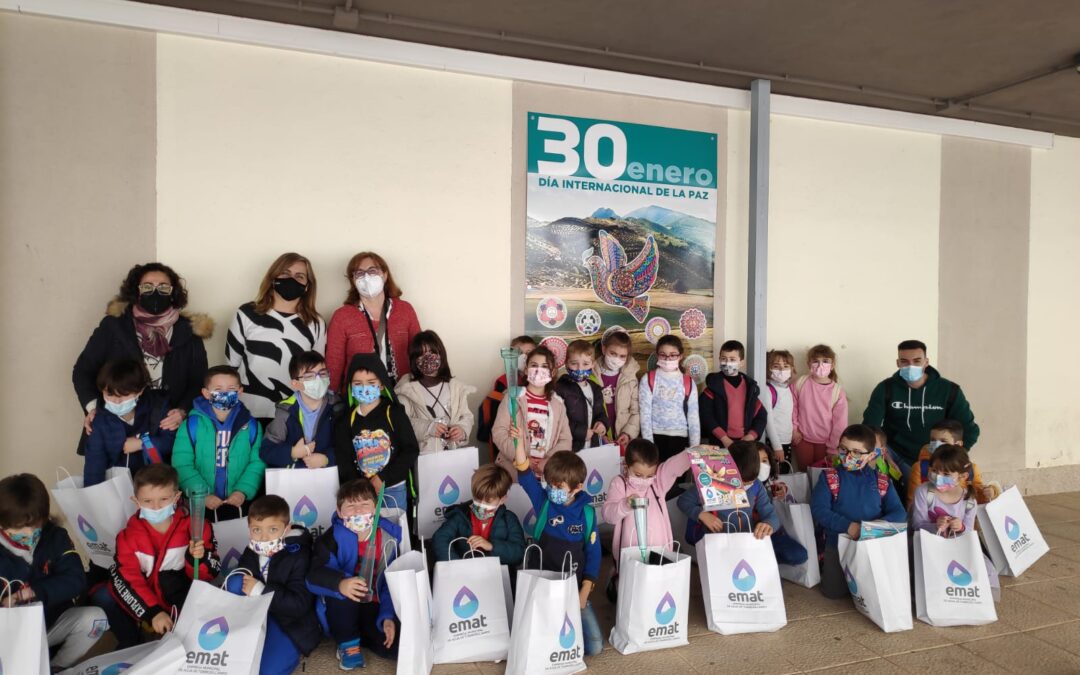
[2,329,999,671]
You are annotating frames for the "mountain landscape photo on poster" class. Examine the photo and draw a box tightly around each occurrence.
[525,112,719,380]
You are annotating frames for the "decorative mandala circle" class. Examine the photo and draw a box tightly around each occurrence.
[574,309,602,336]
[539,336,568,369]
[536,296,567,329]
[645,317,671,344]
[683,354,709,385]
[679,308,707,339]
[602,325,627,342]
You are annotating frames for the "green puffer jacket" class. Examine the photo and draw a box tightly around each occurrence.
[172,397,266,499]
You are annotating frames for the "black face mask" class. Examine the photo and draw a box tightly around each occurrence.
[273,277,307,302]
[138,292,172,315]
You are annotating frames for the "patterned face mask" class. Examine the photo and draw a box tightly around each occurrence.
[351,384,381,405]
[417,352,442,377]
[209,390,239,411]
[567,368,592,382]
[344,512,374,535]
[471,501,499,521]
[250,537,284,557]
[5,527,41,549]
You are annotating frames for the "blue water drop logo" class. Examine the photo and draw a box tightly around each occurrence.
[585,469,604,496]
[655,591,676,625]
[198,616,229,651]
[222,548,242,570]
[1004,516,1021,541]
[452,586,479,619]
[293,496,318,528]
[77,514,99,543]
[558,613,576,649]
[947,560,973,587]
[439,476,461,505]
[103,664,133,675]
[731,559,756,592]
[844,565,858,595]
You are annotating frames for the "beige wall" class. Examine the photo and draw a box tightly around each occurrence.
[0,13,156,480]
[156,35,513,407]
[3,11,1080,493]
[1027,136,1080,469]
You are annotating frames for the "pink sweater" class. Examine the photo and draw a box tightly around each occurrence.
[602,451,692,570]
[794,378,848,452]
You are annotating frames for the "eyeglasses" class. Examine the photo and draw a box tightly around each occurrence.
[138,283,173,295]
[297,370,330,382]
[352,267,382,280]
[838,445,872,456]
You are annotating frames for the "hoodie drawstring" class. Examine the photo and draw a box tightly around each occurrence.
[905,388,912,431]
[920,388,927,426]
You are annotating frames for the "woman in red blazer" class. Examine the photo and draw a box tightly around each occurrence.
[326,251,421,392]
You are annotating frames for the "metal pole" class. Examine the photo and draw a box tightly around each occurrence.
[747,79,771,383]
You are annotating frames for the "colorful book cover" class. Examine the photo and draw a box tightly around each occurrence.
[688,445,749,511]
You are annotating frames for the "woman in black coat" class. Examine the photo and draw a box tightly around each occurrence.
[73,262,213,438]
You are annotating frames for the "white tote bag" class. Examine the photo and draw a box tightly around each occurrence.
[838,533,912,633]
[385,547,434,675]
[776,472,811,504]
[914,531,997,627]
[417,446,479,539]
[577,443,622,523]
[773,500,820,588]
[808,466,828,492]
[381,501,413,554]
[265,467,339,538]
[172,578,272,675]
[610,545,691,654]
[212,516,250,572]
[51,467,137,568]
[506,549,585,675]
[977,486,1049,577]
[432,549,510,663]
[123,634,186,675]
[0,582,48,675]
[62,635,185,675]
[696,532,787,635]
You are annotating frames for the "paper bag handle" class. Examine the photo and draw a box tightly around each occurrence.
[522,543,543,570]
[725,509,752,533]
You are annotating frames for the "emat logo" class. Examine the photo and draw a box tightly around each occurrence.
[585,469,604,496]
[558,613,576,649]
[731,559,756,592]
[77,514,98,543]
[438,476,461,505]
[292,496,318,528]
[197,616,229,651]
[452,586,478,619]
[655,592,676,625]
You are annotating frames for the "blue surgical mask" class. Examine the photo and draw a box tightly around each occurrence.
[899,365,924,382]
[209,390,239,411]
[568,368,592,383]
[104,395,139,417]
[140,503,176,525]
[931,472,960,490]
[547,486,570,505]
[6,527,41,549]
[351,384,381,405]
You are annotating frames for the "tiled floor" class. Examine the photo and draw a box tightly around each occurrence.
[297,490,1080,674]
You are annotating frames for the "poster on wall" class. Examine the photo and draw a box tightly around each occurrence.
[525,112,718,380]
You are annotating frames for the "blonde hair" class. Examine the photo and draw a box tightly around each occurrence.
[766,349,795,373]
[807,344,838,383]
[254,253,321,325]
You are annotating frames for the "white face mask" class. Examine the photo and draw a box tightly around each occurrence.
[302,376,330,400]
[355,273,385,299]
[605,354,626,371]
[757,463,772,482]
[517,352,528,373]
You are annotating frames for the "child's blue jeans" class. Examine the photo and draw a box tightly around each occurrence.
[580,600,603,656]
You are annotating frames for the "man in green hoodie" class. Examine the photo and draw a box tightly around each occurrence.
[862,339,979,479]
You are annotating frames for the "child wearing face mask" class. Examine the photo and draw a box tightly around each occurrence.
[512,447,603,656]
[678,442,807,565]
[602,439,691,592]
[700,340,767,448]
[262,350,341,469]
[0,473,108,668]
[906,419,994,505]
[791,344,848,469]
[307,478,401,670]
[97,464,219,647]
[225,495,319,674]
[639,336,700,460]
[477,335,536,461]
[555,340,609,452]
[333,354,420,517]
[396,330,476,455]
[761,349,797,468]
[172,365,266,522]
[590,329,640,452]
[909,444,1000,598]
[492,346,572,479]
[432,464,526,565]
[84,358,175,487]
[811,424,906,599]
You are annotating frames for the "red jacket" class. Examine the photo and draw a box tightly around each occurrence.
[109,509,219,622]
[326,299,421,392]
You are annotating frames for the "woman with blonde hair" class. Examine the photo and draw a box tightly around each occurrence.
[226,252,326,421]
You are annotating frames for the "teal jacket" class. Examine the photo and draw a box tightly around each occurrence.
[861,366,979,464]
[172,397,266,499]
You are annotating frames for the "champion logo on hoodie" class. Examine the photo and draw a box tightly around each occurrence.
[889,401,944,412]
